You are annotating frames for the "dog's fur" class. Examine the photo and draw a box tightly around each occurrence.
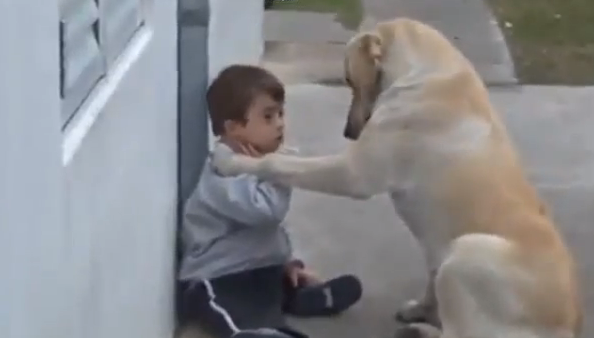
[212,18,582,338]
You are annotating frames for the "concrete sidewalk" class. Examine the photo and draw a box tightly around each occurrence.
[263,0,516,86]
[264,11,355,44]
[359,0,517,85]
[282,84,594,338]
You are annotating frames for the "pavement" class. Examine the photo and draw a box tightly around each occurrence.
[263,0,516,86]
[263,41,347,86]
[264,11,355,43]
[280,84,594,338]
[358,0,517,85]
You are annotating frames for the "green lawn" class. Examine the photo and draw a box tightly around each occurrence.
[487,0,594,85]
[270,0,363,30]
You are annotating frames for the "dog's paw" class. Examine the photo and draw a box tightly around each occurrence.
[211,143,241,177]
[277,145,300,155]
[395,299,435,325]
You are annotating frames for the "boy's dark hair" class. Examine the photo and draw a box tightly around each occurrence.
[206,64,285,136]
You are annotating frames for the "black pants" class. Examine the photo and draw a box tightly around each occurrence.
[179,265,308,338]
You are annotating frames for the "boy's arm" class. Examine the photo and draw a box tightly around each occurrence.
[202,168,292,226]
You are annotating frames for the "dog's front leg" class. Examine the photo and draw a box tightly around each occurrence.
[394,323,441,338]
[212,145,389,199]
[396,269,440,328]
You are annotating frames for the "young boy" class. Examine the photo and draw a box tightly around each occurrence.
[177,65,362,338]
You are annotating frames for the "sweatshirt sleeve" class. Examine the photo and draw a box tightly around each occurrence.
[199,162,293,227]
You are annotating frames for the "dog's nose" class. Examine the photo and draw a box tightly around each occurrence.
[343,127,356,140]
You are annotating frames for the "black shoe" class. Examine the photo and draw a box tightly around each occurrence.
[285,275,362,317]
[232,328,295,338]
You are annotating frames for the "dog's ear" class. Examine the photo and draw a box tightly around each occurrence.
[360,32,383,62]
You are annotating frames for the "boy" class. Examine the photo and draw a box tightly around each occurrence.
[178,65,362,338]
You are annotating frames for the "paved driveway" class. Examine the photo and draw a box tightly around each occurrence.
[283,84,594,338]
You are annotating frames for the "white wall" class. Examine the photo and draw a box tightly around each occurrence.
[0,2,65,337]
[208,0,264,83]
[207,0,265,147]
[0,0,265,337]
[0,1,178,338]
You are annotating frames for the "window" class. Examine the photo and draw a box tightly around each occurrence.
[59,0,145,126]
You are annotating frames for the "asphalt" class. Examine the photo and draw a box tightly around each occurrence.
[280,84,594,338]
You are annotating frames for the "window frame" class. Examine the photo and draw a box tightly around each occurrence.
[59,0,147,127]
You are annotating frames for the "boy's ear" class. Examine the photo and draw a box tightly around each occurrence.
[223,120,240,135]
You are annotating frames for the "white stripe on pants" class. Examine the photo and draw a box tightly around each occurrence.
[203,280,241,334]
[202,280,291,338]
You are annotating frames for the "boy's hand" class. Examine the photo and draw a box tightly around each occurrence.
[286,262,323,287]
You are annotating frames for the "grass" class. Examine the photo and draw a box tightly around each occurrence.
[487,0,594,85]
[270,0,363,30]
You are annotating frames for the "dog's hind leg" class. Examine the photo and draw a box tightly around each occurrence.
[397,233,546,338]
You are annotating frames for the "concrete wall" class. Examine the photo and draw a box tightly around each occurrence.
[0,0,177,338]
[0,2,65,337]
[207,0,265,146]
[0,0,264,338]
[208,0,265,83]
[61,11,179,338]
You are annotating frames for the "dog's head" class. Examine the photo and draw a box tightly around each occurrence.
[342,18,466,140]
[343,29,385,140]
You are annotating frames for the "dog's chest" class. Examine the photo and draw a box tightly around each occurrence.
[428,117,493,155]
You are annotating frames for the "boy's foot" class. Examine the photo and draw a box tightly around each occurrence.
[285,274,362,317]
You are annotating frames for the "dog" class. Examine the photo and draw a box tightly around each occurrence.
[211,17,582,338]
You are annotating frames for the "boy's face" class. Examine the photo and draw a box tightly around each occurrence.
[226,93,285,154]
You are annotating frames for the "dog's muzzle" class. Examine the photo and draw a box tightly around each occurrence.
[343,126,359,140]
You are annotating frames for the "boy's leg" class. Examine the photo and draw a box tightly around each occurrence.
[282,267,363,318]
[180,265,308,338]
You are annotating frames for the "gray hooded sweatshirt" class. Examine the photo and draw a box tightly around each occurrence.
[178,143,296,282]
